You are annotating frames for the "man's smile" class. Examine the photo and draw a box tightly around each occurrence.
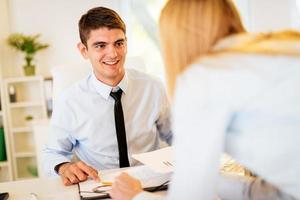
[103,60,119,65]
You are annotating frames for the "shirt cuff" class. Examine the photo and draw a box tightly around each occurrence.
[54,162,70,174]
[45,157,71,176]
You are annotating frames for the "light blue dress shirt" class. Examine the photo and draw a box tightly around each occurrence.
[43,68,172,176]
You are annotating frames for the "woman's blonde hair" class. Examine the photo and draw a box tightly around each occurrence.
[159,0,245,96]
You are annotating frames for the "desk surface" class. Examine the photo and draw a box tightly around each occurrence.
[0,167,167,200]
[0,176,79,200]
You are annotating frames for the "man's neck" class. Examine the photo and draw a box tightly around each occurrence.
[94,72,125,87]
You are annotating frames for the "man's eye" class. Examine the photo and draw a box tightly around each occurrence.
[96,44,106,49]
[116,41,124,47]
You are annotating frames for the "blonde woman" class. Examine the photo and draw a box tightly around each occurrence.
[110,0,300,199]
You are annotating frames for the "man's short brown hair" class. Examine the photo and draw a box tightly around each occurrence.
[79,7,126,46]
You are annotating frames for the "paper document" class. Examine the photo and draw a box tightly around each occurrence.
[79,165,171,199]
[132,146,174,173]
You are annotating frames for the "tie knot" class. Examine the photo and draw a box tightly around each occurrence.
[110,89,123,101]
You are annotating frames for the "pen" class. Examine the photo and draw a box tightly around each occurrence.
[101,181,112,186]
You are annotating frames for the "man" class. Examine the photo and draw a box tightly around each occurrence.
[43,7,172,186]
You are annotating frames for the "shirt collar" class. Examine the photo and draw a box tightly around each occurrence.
[91,70,128,100]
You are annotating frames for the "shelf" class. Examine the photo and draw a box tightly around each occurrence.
[0,164,11,182]
[16,176,38,181]
[16,157,38,178]
[5,76,43,83]
[9,101,44,108]
[2,76,47,180]
[0,161,8,167]
[14,152,36,158]
[13,131,35,153]
[5,77,45,103]
[12,127,32,133]
[0,78,12,182]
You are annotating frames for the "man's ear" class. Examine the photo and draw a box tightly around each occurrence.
[77,42,89,59]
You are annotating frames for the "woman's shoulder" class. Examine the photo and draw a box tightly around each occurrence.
[175,55,266,108]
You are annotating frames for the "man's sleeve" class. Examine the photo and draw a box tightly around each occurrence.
[156,82,173,145]
[42,96,76,176]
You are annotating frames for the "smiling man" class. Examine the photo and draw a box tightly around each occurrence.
[43,7,172,186]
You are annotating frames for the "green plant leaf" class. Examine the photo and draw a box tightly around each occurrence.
[6,33,49,67]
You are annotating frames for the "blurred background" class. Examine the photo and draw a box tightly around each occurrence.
[1,0,300,80]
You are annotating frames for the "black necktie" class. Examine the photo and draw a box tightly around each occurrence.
[110,89,130,168]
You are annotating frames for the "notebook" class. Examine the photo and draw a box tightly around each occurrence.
[78,165,171,200]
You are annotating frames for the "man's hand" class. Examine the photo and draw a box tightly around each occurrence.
[58,161,100,186]
[110,172,143,200]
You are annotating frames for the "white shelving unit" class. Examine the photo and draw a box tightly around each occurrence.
[0,78,13,182]
[4,76,47,180]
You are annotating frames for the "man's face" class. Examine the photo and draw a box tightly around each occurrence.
[78,27,127,86]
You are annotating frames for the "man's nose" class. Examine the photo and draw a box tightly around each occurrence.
[106,45,118,58]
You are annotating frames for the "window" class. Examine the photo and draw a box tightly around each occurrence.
[126,0,251,81]
[126,0,167,81]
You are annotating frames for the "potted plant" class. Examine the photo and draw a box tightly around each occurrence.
[7,33,49,76]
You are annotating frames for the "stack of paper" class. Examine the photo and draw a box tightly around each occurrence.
[132,146,174,173]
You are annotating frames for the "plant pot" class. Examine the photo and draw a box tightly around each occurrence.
[23,65,36,76]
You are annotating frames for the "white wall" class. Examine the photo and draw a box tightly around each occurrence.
[0,0,14,77]
[5,0,130,77]
[248,0,300,32]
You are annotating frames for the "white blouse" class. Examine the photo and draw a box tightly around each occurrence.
[168,51,300,199]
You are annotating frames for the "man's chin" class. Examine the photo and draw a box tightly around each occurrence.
[104,69,125,80]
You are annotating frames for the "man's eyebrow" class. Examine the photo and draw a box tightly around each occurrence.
[115,38,126,43]
[92,41,107,47]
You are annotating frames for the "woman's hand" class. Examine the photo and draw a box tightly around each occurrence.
[110,172,143,200]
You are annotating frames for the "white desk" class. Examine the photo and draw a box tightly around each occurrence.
[0,176,79,200]
[0,167,167,200]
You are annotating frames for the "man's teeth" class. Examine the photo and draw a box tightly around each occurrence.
[104,61,118,65]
